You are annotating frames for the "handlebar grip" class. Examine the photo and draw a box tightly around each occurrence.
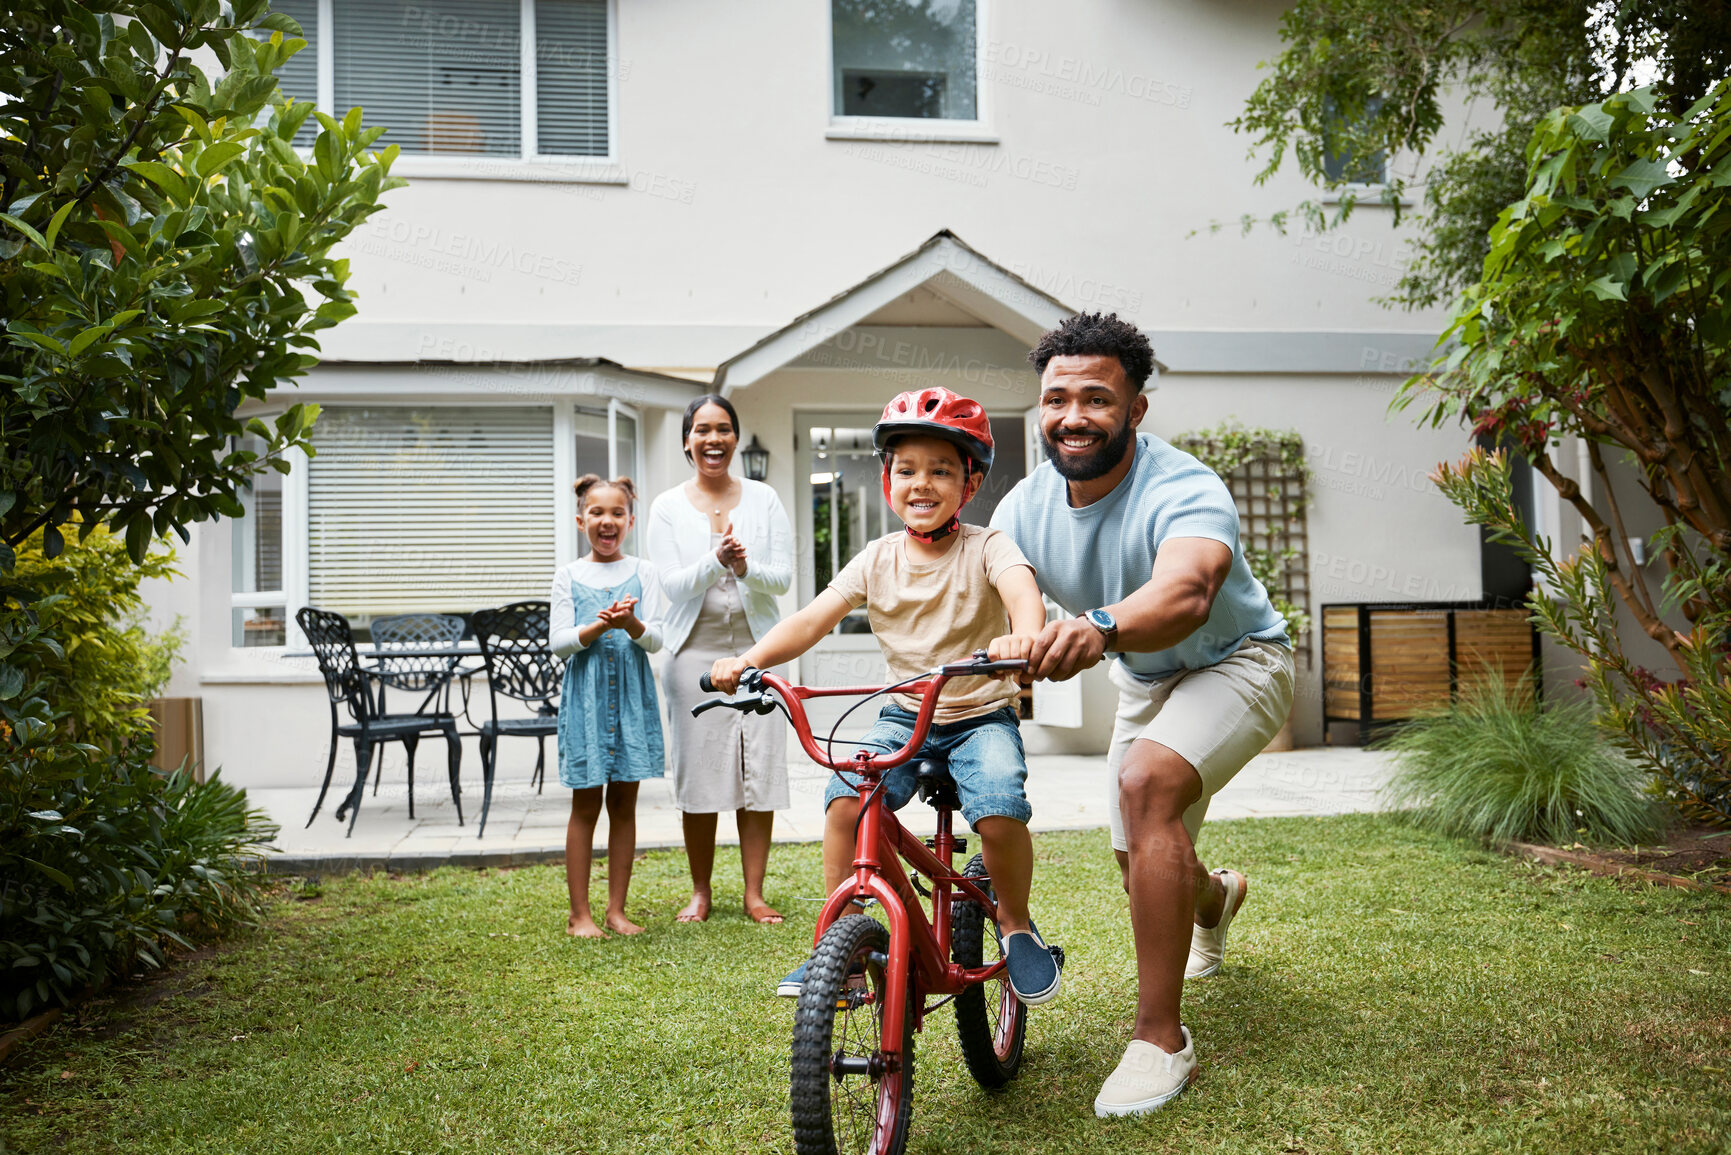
[699,673,716,693]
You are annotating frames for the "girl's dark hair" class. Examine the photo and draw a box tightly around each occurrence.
[1028,312,1155,393]
[681,393,741,462]
[574,473,637,511]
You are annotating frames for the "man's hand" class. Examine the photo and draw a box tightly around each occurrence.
[987,632,1038,682]
[708,655,752,694]
[1029,616,1107,682]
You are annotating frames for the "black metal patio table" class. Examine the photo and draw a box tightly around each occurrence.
[285,639,559,833]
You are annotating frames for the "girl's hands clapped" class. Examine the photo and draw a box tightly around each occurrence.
[594,596,644,638]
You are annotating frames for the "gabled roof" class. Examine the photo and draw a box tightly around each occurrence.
[713,230,1076,394]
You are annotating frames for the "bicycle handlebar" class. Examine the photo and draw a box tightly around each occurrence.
[689,651,1029,771]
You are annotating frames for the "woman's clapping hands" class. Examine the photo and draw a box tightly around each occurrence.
[714,521,748,577]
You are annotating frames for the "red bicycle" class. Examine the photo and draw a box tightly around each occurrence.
[696,652,1062,1155]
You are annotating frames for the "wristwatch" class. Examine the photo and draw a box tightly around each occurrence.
[1083,608,1118,649]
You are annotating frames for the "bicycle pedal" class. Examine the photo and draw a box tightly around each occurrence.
[1049,945,1066,971]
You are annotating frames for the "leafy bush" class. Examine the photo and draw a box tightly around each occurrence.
[8,522,181,744]
[0,757,276,1021]
[0,528,274,1022]
[1378,669,1663,847]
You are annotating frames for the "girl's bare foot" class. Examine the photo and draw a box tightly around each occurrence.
[745,899,783,925]
[604,911,645,936]
[568,914,607,939]
[676,890,711,923]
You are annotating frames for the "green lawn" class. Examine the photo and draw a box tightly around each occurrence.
[3,814,1728,1154]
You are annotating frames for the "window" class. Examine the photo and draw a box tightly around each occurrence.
[832,0,978,121]
[306,406,557,623]
[572,400,640,555]
[269,0,612,163]
[231,436,287,647]
[1321,94,1387,185]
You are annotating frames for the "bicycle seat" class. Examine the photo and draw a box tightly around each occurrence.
[914,759,961,810]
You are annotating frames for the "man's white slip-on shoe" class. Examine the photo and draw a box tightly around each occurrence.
[1093,1027,1196,1117]
[1185,868,1248,979]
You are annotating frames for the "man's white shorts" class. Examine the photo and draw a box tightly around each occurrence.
[1105,638,1296,852]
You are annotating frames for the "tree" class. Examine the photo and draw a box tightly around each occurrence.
[0,0,403,569]
[1229,0,1731,308]
[1402,81,1731,825]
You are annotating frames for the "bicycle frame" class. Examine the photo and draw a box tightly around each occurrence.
[756,668,1011,1061]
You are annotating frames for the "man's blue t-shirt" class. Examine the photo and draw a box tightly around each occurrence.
[990,433,1289,681]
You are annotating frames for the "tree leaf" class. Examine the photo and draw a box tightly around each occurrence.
[1611,157,1673,199]
[195,141,247,180]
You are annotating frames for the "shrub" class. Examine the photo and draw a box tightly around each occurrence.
[0,755,276,1021]
[8,522,181,745]
[0,529,275,1022]
[1377,668,1663,847]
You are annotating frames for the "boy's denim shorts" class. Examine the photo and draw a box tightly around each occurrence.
[821,704,1031,829]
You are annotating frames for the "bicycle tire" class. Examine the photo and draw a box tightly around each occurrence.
[951,852,1027,1089]
[790,914,914,1155]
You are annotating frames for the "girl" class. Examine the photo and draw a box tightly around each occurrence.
[549,474,666,938]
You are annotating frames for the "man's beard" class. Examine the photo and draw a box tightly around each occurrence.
[1040,419,1136,482]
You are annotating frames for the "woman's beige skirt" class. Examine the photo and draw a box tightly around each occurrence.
[664,574,789,813]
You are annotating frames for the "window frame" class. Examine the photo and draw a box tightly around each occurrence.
[301,0,624,183]
[823,0,998,145]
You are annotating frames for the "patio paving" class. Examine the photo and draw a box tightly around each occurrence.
[254,745,1398,873]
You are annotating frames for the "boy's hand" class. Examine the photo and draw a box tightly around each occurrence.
[987,633,1038,683]
[709,655,752,694]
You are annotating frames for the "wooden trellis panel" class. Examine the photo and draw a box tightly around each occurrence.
[1177,435,1310,648]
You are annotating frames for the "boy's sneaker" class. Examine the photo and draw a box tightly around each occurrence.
[1002,921,1062,1005]
[776,960,808,998]
[1093,1027,1196,1117]
[1186,869,1248,979]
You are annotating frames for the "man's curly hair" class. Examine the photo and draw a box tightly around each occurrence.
[1027,312,1154,392]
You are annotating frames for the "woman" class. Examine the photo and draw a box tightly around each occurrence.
[648,394,794,924]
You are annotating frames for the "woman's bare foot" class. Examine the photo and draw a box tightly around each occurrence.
[745,899,783,925]
[604,911,646,936]
[567,914,607,939]
[676,890,711,923]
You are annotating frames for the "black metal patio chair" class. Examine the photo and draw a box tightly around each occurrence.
[297,606,464,836]
[468,601,562,838]
[368,612,470,798]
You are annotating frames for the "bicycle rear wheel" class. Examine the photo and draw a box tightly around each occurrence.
[790,913,914,1155]
[951,852,1026,1089]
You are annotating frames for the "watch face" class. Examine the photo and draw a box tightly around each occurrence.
[1087,609,1116,632]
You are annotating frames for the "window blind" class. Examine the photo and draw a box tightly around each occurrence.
[535,0,610,156]
[308,407,556,615]
[332,0,522,157]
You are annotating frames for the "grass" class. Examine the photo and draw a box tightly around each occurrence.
[2,814,1728,1154]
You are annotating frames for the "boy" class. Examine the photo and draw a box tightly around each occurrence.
[708,387,1060,1005]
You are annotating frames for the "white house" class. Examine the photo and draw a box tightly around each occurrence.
[145,0,1585,793]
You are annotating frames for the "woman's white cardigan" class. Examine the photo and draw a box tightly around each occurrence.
[646,478,794,654]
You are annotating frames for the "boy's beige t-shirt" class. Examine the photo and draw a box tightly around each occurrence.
[828,524,1034,723]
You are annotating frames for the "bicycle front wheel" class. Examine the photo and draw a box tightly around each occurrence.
[790,913,914,1155]
[951,852,1027,1089]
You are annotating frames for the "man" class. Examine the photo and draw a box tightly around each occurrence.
[991,312,1295,1117]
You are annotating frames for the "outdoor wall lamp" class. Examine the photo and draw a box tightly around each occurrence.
[742,435,770,481]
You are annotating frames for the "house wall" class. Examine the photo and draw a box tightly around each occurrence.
[142,0,1512,789]
[320,0,1456,367]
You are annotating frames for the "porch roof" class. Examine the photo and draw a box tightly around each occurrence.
[712,230,1078,394]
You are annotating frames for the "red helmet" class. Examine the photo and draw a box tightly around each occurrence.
[871,387,995,473]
